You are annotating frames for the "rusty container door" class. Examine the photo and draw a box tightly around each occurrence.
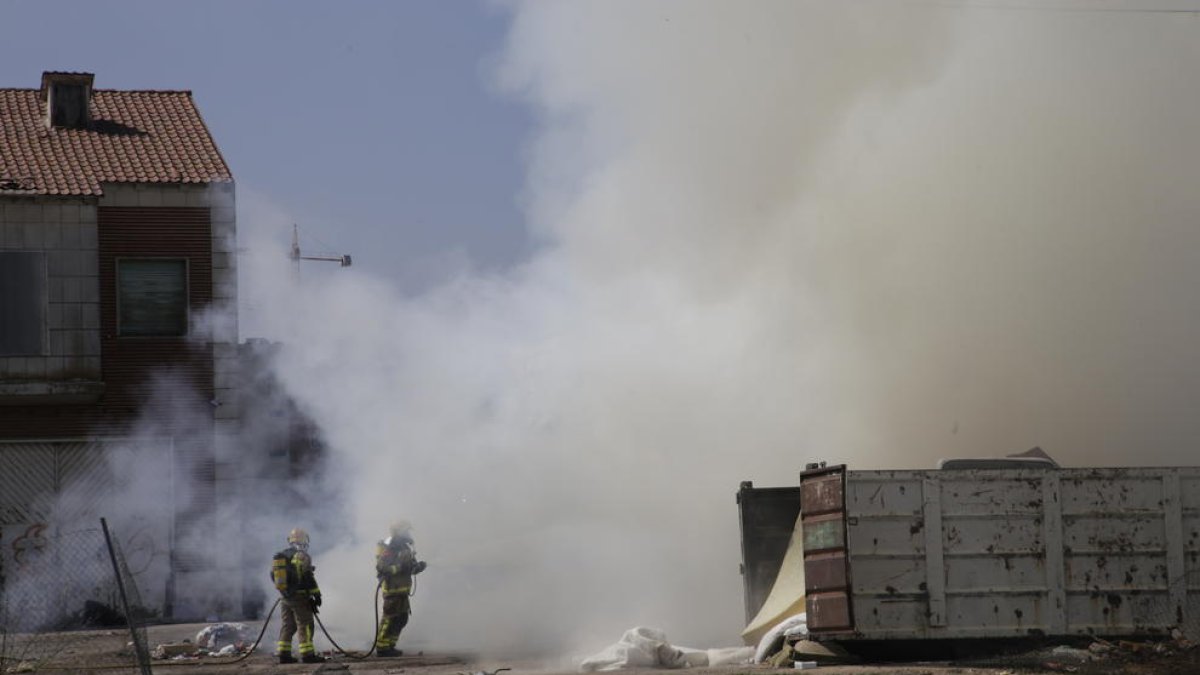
[802,465,854,635]
[737,482,803,624]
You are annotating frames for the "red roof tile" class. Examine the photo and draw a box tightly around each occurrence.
[0,87,232,196]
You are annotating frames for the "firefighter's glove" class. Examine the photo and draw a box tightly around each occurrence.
[413,561,427,575]
[310,592,322,612]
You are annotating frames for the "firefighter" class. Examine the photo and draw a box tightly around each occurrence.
[374,520,427,657]
[271,527,324,664]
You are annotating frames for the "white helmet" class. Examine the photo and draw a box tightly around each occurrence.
[287,527,310,550]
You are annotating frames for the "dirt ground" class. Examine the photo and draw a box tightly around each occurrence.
[2,622,1198,675]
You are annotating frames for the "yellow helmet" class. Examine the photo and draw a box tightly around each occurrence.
[288,527,310,550]
[389,520,413,539]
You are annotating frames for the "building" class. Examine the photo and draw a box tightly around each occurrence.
[0,72,239,621]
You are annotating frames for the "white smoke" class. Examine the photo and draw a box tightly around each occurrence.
[238,0,1200,657]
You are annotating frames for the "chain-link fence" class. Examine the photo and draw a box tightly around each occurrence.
[0,520,153,674]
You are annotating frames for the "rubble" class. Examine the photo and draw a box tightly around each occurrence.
[195,622,249,651]
[151,642,198,659]
[151,622,252,660]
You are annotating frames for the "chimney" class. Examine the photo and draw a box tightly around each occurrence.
[40,71,94,129]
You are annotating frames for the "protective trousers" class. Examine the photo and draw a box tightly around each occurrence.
[374,594,411,650]
[278,596,317,657]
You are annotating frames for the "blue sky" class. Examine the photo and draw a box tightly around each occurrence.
[0,0,535,289]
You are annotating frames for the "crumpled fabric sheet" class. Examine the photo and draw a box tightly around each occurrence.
[195,622,249,650]
[579,627,754,672]
[753,612,807,663]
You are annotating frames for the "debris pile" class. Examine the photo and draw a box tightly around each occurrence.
[151,622,252,660]
[1032,632,1198,673]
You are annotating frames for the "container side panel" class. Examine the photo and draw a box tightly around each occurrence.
[838,467,1200,641]
[1061,475,1166,513]
[853,596,929,636]
[849,518,926,556]
[939,477,1044,516]
[943,515,1044,555]
[1181,475,1200,511]
[1064,553,1169,591]
[1065,591,1173,635]
[846,477,923,516]
[945,555,1049,592]
[1063,515,1165,554]
[849,557,924,594]
[945,594,1052,635]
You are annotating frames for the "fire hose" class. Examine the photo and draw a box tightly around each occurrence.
[39,580,385,669]
[312,579,383,660]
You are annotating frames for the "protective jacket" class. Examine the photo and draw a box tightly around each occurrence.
[375,536,424,597]
[272,546,321,599]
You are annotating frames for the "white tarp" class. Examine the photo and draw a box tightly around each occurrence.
[579,627,754,672]
[752,613,808,663]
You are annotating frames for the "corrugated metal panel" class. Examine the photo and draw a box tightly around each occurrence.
[802,465,854,634]
[0,443,56,524]
[828,467,1200,641]
[99,207,214,423]
[0,439,173,613]
[737,482,802,624]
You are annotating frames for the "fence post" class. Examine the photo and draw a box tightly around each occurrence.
[100,518,152,675]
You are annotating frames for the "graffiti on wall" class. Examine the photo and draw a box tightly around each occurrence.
[12,523,48,570]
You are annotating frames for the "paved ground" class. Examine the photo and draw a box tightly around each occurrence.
[2,622,1197,675]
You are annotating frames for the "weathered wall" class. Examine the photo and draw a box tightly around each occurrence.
[0,196,102,390]
[0,181,242,620]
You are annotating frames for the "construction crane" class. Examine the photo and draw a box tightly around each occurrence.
[289,224,352,268]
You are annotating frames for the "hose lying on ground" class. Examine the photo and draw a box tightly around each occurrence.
[38,578,385,670]
[34,598,282,670]
[312,579,383,660]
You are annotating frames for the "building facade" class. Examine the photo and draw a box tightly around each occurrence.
[0,72,240,621]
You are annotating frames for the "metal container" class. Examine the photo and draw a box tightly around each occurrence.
[737,481,802,624]
[798,464,1200,641]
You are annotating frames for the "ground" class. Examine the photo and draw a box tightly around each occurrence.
[1,623,1197,675]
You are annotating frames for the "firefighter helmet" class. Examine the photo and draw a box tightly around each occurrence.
[288,527,310,550]
[389,520,413,538]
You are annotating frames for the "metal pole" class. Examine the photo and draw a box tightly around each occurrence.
[100,517,152,675]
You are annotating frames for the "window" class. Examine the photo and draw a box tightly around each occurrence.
[49,83,89,128]
[117,259,188,336]
[0,251,46,356]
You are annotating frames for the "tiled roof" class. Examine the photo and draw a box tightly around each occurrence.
[0,88,232,196]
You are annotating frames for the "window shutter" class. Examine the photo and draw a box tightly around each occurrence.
[0,251,46,355]
[118,259,188,336]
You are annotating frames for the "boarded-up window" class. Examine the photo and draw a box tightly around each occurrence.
[117,259,188,336]
[0,251,46,355]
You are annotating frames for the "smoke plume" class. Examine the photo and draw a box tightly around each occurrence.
[239,0,1200,657]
